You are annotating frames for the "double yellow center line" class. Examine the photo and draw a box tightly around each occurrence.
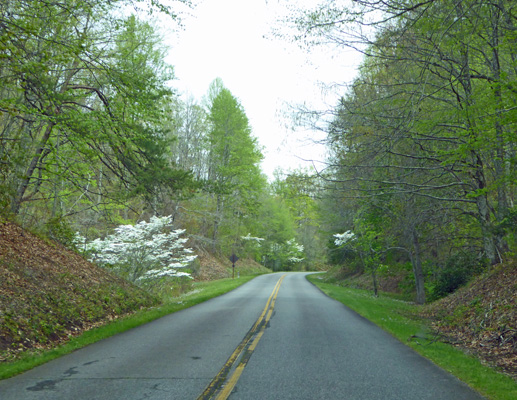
[197,274,287,400]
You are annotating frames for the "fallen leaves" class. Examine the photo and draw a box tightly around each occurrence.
[422,262,517,380]
[0,221,158,362]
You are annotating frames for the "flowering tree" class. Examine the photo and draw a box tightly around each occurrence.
[285,239,305,264]
[241,233,265,260]
[262,238,305,271]
[333,231,355,246]
[334,225,382,297]
[76,216,196,284]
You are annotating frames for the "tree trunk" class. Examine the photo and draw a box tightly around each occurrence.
[212,193,223,251]
[452,5,501,265]
[371,268,378,297]
[10,123,54,215]
[411,230,426,305]
[10,53,80,215]
[489,3,509,255]
[476,194,499,264]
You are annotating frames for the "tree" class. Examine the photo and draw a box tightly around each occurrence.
[169,96,210,180]
[205,82,265,251]
[250,192,305,270]
[271,168,326,268]
[0,1,192,226]
[287,1,517,296]
[79,215,196,284]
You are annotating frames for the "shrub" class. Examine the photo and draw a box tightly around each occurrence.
[429,252,486,301]
[45,216,76,247]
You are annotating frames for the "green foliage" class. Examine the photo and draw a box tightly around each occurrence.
[197,81,266,252]
[0,1,193,230]
[271,169,326,268]
[246,192,303,270]
[44,216,76,247]
[428,253,487,302]
[207,87,263,186]
[290,0,517,301]
[261,238,304,271]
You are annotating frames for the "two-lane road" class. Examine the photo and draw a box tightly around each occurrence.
[0,273,485,399]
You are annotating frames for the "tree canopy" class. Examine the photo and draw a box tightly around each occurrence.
[0,0,193,222]
[7,0,516,301]
[286,0,517,303]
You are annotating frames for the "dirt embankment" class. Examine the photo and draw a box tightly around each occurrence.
[0,220,271,363]
[330,262,516,379]
[194,250,269,281]
[422,262,517,379]
[0,221,158,362]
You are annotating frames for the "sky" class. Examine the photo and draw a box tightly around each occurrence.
[163,0,362,179]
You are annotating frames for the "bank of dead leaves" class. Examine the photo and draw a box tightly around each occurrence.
[0,220,158,362]
[422,262,517,380]
[193,246,269,281]
[195,251,231,281]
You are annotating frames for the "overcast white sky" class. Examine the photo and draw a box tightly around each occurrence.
[164,0,362,179]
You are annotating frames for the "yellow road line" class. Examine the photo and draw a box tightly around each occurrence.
[214,274,285,400]
[197,274,286,400]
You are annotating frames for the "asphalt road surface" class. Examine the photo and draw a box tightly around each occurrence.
[0,272,486,399]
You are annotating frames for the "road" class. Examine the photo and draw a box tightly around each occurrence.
[0,272,485,399]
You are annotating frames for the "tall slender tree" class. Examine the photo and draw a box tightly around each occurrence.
[205,82,265,251]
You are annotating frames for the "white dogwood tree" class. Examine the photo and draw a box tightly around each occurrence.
[333,231,355,247]
[76,216,196,284]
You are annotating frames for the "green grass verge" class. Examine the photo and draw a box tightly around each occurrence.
[0,275,260,380]
[306,274,517,400]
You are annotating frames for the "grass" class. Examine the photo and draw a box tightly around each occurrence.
[306,274,517,400]
[0,275,260,380]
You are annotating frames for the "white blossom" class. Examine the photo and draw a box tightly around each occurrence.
[334,231,355,246]
[81,215,196,283]
[285,239,305,263]
[286,238,304,253]
[241,233,265,245]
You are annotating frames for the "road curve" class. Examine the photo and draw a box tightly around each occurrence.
[0,272,485,399]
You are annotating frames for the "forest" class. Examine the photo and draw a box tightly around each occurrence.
[1,0,516,306]
[289,0,517,304]
[0,0,317,289]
